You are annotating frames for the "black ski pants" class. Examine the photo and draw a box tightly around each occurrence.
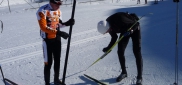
[117,28,143,79]
[43,39,61,83]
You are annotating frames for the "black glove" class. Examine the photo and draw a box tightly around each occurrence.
[63,19,75,26]
[57,31,69,39]
[102,47,110,52]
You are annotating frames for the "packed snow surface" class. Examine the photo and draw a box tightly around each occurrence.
[0,0,181,85]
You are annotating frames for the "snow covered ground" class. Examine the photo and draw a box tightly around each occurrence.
[0,0,182,85]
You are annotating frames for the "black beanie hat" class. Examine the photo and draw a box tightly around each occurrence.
[50,0,62,5]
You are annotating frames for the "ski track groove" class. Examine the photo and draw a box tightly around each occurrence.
[0,34,109,64]
[0,29,97,54]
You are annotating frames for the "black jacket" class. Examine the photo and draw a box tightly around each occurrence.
[106,12,139,48]
[106,12,138,33]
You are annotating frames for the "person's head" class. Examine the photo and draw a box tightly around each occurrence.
[97,20,110,34]
[50,0,62,10]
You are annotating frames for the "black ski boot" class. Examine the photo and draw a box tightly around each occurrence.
[45,82,50,85]
[54,71,62,85]
[54,79,62,85]
[136,78,142,85]
[116,73,127,82]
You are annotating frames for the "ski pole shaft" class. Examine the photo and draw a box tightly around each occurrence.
[7,0,11,13]
[4,78,18,85]
[62,0,76,84]
[0,20,3,33]
[0,65,7,85]
[85,50,112,71]
[174,1,179,85]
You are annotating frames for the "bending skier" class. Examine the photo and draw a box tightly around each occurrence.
[36,0,75,85]
[97,12,143,85]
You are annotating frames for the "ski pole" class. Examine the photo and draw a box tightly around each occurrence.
[0,65,7,85]
[7,0,11,13]
[86,13,153,71]
[173,0,179,85]
[62,0,76,84]
[4,78,18,85]
[0,20,3,33]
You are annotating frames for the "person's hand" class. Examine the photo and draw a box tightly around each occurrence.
[102,47,110,52]
[64,19,75,26]
[57,31,69,39]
